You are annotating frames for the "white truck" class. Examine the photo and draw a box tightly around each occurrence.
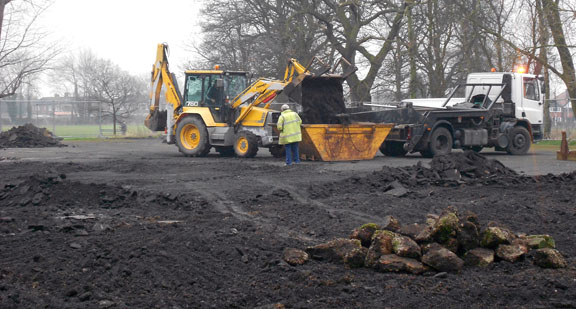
[350,71,544,157]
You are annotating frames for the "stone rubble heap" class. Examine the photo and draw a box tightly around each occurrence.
[283,208,567,274]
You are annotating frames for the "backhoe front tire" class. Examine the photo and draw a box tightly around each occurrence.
[234,131,259,158]
[506,126,531,155]
[175,117,210,157]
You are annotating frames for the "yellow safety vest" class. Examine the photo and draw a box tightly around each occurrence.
[277,109,302,145]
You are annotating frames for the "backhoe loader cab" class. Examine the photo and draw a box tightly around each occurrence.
[182,70,248,124]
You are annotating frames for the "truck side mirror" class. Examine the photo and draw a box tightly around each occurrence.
[216,79,224,88]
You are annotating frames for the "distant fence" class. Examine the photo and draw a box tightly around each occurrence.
[0,99,153,138]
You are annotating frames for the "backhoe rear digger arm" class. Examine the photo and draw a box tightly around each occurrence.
[144,43,182,131]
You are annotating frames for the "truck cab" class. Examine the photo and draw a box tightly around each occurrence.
[465,72,544,140]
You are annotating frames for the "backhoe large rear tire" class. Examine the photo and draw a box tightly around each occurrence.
[506,126,531,155]
[175,117,210,157]
[234,131,259,158]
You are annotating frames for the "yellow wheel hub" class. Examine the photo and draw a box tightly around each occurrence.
[236,136,249,154]
[180,124,200,150]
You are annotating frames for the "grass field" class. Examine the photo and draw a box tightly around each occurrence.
[533,139,576,151]
[2,123,575,149]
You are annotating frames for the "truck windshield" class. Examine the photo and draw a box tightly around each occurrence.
[523,77,539,101]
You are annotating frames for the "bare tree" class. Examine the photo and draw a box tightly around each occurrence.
[541,0,576,116]
[50,50,100,122]
[193,0,329,78]
[308,0,408,103]
[0,0,12,40]
[535,0,552,137]
[49,50,147,133]
[0,0,59,99]
[88,59,146,135]
[471,0,576,116]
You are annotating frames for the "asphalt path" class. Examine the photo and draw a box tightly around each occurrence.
[2,138,575,176]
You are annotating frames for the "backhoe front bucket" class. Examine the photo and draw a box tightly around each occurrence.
[144,109,167,131]
[299,123,394,161]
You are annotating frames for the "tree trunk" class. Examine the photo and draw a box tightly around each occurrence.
[394,37,403,102]
[407,1,417,99]
[336,2,407,104]
[112,102,117,135]
[535,0,551,138]
[347,75,372,103]
[542,0,576,116]
[0,0,13,43]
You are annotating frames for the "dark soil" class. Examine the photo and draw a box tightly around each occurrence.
[0,124,66,148]
[300,77,346,124]
[1,148,575,308]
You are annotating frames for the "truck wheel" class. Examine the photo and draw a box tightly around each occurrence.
[269,145,285,158]
[507,126,531,155]
[175,117,211,157]
[234,131,259,158]
[463,146,483,153]
[419,150,434,158]
[380,141,407,157]
[425,127,453,157]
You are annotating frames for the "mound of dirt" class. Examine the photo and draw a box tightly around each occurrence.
[0,124,66,148]
[429,151,517,178]
[309,151,567,199]
[0,173,196,211]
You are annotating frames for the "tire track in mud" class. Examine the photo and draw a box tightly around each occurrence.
[183,182,316,242]
[254,179,387,225]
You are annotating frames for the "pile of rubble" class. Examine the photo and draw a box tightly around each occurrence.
[0,124,66,148]
[369,150,520,187]
[283,208,567,274]
[0,174,137,209]
[309,151,527,199]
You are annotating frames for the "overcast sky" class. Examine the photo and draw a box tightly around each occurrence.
[39,0,204,77]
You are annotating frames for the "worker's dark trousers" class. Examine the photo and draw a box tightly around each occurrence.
[284,142,300,165]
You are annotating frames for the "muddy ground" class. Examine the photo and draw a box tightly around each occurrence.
[1,139,576,308]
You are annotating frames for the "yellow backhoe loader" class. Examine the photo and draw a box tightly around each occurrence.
[144,43,350,158]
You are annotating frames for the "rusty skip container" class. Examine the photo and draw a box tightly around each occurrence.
[299,123,394,161]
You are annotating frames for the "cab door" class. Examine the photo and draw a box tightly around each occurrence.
[520,77,544,125]
[203,75,225,123]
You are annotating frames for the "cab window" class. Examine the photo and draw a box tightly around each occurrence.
[203,75,221,107]
[523,77,539,101]
[185,75,202,106]
[226,75,247,99]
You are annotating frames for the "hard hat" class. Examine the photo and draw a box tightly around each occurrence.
[281,104,290,111]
